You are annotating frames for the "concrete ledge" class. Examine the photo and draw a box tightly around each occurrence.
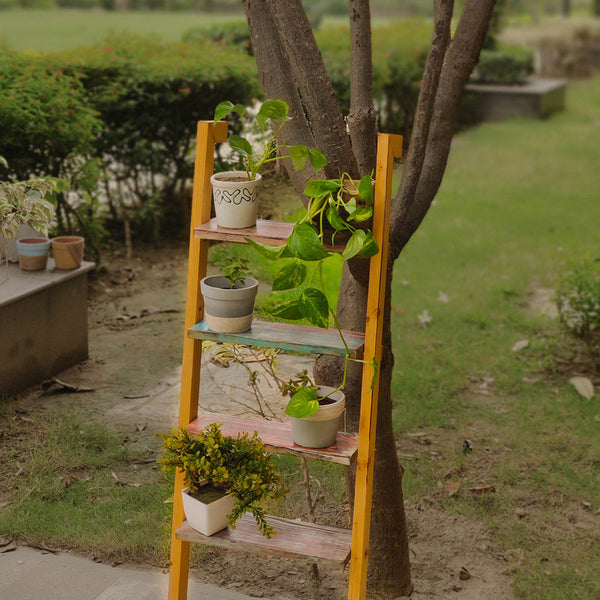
[0,260,95,395]
[464,77,567,121]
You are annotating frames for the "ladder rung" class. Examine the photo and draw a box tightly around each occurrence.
[188,320,364,358]
[176,514,352,564]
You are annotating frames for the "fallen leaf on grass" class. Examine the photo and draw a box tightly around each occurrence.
[459,567,471,581]
[111,471,141,488]
[512,339,529,352]
[569,376,594,399]
[0,538,16,554]
[444,481,462,497]
[469,485,496,495]
[41,378,94,394]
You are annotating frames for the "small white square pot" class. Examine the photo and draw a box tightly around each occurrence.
[182,486,235,536]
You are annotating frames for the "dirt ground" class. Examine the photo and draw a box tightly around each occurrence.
[19,241,518,600]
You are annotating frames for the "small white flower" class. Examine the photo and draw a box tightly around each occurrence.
[437,291,449,303]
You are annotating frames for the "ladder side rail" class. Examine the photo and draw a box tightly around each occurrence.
[347,133,403,600]
[168,120,227,600]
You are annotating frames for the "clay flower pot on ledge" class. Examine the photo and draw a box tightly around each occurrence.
[52,236,84,270]
[16,237,51,271]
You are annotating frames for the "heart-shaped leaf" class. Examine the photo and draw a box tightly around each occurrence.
[286,223,329,261]
[299,287,329,328]
[326,205,349,231]
[357,231,379,258]
[303,179,340,199]
[256,99,290,126]
[357,174,374,204]
[271,297,303,321]
[307,147,328,172]
[214,101,246,123]
[272,261,307,291]
[245,238,287,260]
[285,386,320,418]
[228,135,253,157]
[289,145,310,172]
[341,230,366,261]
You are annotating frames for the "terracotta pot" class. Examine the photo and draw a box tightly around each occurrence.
[52,236,84,270]
[16,237,51,271]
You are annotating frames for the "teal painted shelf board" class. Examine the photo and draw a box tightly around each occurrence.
[188,320,364,357]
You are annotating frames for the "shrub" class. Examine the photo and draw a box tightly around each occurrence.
[472,47,535,85]
[0,48,103,243]
[182,21,253,55]
[555,255,600,367]
[54,34,261,237]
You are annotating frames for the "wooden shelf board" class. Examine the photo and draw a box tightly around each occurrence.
[189,414,358,466]
[176,514,352,564]
[194,218,347,252]
[188,320,364,358]
[194,218,292,246]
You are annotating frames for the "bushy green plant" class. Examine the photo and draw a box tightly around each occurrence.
[159,423,285,538]
[472,47,535,85]
[182,21,253,55]
[555,256,600,365]
[56,33,261,238]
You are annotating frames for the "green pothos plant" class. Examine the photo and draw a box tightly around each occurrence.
[245,172,379,418]
[159,423,285,538]
[214,98,328,180]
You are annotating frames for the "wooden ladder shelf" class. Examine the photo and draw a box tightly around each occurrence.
[167,120,402,600]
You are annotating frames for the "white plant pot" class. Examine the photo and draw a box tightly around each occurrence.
[201,275,259,333]
[290,386,346,448]
[210,171,261,229]
[182,486,235,536]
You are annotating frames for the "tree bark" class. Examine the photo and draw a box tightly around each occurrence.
[348,0,377,173]
[244,0,497,596]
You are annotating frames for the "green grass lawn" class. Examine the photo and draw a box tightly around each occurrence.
[0,9,245,51]
[391,75,600,599]
[0,13,598,595]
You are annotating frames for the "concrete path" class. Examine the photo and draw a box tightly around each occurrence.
[0,546,274,600]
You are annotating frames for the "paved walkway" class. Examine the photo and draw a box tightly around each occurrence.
[0,546,275,600]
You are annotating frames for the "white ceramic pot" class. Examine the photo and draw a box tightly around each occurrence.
[182,485,235,536]
[200,275,259,333]
[210,171,261,229]
[290,386,346,448]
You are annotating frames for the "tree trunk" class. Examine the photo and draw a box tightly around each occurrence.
[243,0,497,596]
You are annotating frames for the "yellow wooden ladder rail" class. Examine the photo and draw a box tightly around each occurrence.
[167,121,402,600]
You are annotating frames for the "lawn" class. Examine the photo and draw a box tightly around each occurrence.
[0,13,598,597]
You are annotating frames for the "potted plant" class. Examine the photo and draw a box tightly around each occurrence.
[201,256,259,333]
[212,98,328,229]
[282,370,346,449]
[0,157,60,276]
[159,422,285,538]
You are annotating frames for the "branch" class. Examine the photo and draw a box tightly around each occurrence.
[347,0,377,174]
[390,0,496,260]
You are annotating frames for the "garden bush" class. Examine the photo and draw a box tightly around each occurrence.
[182,21,253,55]
[472,47,535,85]
[0,48,103,243]
[53,34,260,237]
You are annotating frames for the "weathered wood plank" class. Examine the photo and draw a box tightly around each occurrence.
[188,320,364,358]
[176,514,352,564]
[194,218,292,246]
[189,414,358,465]
[194,217,347,252]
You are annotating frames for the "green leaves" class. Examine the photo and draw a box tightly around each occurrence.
[271,287,329,328]
[289,145,328,173]
[256,98,290,126]
[341,230,379,261]
[286,223,330,261]
[272,261,307,291]
[285,386,320,418]
[214,100,247,123]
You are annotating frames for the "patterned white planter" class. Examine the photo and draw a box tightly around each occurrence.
[210,171,261,229]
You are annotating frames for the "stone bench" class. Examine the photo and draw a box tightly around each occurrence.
[0,260,95,395]
[464,77,567,121]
